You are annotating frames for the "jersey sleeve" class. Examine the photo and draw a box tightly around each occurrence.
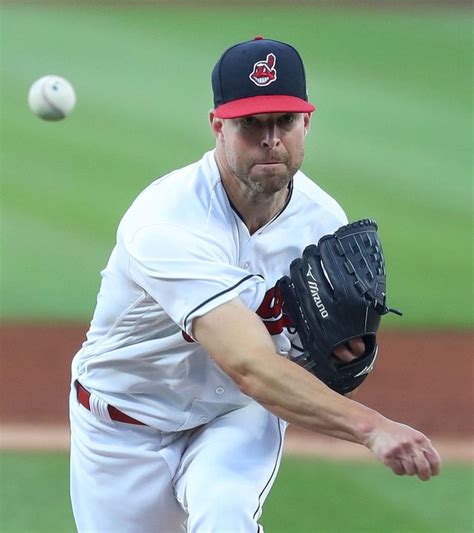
[123,223,266,338]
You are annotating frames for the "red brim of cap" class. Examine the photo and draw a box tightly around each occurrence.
[214,95,316,119]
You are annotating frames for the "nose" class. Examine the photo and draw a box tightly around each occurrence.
[261,123,281,149]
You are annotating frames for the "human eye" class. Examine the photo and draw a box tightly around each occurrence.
[278,113,296,127]
[241,116,260,128]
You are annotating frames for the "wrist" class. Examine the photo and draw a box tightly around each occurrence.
[351,406,388,447]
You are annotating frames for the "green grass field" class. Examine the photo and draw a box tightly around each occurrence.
[0,452,472,533]
[1,5,472,325]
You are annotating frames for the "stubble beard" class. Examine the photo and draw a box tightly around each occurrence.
[227,148,304,198]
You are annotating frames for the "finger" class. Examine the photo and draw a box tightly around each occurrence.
[332,344,356,363]
[400,456,416,476]
[413,451,432,481]
[424,445,442,477]
[348,337,365,357]
[388,458,405,476]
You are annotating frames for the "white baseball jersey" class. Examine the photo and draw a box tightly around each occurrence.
[71,149,347,431]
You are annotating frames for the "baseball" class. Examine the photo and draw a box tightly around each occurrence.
[28,75,76,121]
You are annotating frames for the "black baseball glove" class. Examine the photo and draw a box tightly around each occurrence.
[277,219,401,394]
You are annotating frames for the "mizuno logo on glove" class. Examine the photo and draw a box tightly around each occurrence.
[306,264,329,318]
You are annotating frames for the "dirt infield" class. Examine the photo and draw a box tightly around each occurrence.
[0,324,472,459]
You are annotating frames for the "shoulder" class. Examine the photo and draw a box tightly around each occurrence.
[291,170,348,228]
[119,150,226,237]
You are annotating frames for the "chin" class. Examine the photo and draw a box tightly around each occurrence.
[257,174,291,195]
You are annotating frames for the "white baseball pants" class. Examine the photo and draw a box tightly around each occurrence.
[69,387,287,532]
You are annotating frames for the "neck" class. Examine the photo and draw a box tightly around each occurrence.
[215,152,290,235]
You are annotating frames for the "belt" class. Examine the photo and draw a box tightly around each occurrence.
[75,381,146,426]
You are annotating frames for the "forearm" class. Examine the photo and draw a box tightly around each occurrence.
[238,349,382,445]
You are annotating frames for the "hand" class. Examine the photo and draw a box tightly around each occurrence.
[365,419,441,481]
[332,337,365,363]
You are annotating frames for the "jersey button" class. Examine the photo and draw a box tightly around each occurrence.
[243,262,250,269]
[199,416,208,424]
[215,387,225,395]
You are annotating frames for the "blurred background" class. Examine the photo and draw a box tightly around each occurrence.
[1,1,472,532]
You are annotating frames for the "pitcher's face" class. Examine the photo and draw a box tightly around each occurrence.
[214,112,310,196]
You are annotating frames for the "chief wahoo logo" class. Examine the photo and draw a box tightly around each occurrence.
[249,53,277,87]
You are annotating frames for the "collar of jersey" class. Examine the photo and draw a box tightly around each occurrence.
[223,178,294,236]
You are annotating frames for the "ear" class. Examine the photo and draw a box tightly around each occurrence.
[209,111,224,140]
[303,113,311,136]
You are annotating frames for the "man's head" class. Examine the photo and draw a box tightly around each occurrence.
[210,37,314,196]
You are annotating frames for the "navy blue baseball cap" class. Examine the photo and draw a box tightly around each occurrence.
[212,36,315,119]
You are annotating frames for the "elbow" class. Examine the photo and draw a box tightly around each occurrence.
[236,373,256,398]
[221,356,259,399]
[228,359,274,405]
[227,360,254,396]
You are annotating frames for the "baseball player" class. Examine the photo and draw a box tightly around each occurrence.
[69,37,441,533]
